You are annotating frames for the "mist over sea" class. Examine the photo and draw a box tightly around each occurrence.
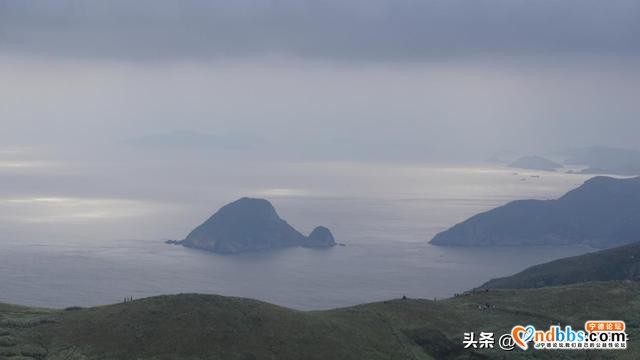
[0,159,595,309]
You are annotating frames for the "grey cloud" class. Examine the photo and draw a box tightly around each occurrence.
[122,131,263,150]
[1,0,639,61]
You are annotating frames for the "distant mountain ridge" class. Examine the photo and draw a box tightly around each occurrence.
[431,176,640,247]
[481,241,640,289]
[175,197,336,254]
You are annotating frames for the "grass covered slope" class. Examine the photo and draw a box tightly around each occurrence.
[481,242,640,289]
[2,283,640,359]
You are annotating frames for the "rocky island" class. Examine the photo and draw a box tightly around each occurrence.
[431,176,640,248]
[170,197,336,254]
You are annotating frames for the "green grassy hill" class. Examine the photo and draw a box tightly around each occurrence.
[481,242,640,289]
[1,282,639,359]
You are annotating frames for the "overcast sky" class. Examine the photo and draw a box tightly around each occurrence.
[1,0,639,162]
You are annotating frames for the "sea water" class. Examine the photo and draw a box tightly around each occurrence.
[0,161,596,309]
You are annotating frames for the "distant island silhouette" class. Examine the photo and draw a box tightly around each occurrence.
[508,155,563,171]
[168,197,336,254]
[431,176,640,247]
[565,146,640,176]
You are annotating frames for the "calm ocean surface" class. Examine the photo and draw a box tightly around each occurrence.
[0,161,596,309]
